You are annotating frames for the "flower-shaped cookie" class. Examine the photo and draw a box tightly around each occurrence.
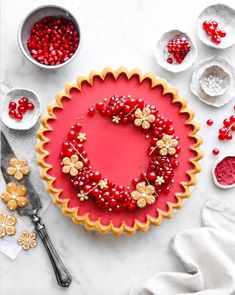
[134,107,155,129]
[61,154,83,176]
[17,231,37,250]
[77,190,89,202]
[131,182,156,208]
[7,158,30,181]
[0,211,16,238]
[77,132,87,142]
[156,135,178,156]
[1,183,28,211]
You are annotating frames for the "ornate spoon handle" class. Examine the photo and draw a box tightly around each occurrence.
[32,215,72,287]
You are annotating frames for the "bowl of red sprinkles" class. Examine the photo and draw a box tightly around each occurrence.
[18,5,81,69]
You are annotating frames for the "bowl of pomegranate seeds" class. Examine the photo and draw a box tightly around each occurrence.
[198,4,235,49]
[154,29,197,73]
[18,5,81,69]
[0,88,42,130]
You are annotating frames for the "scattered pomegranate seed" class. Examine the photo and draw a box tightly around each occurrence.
[27,17,79,66]
[206,119,214,126]
[167,57,173,64]
[212,148,219,155]
[166,36,190,64]
[202,20,226,45]
[8,97,35,121]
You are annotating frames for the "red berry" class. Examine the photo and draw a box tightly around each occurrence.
[9,101,17,110]
[211,21,218,28]
[15,112,23,121]
[217,29,226,38]
[206,119,213,126]
[212,148,219,155]
[211,35,221,44]
[18,97,29,106]
[167,57,173,64]
[230,115,235,123]
[18,105,27,114]
[96,101,104,111]
[203,21,211,30]
[225,133,233,140]
[223,118,231,127]
[27,102,35,111]
[219,127,227,136]
[9,109,16,118]
[88,107,95,116]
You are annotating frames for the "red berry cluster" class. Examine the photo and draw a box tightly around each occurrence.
[61,96,180,213]
[8,97,34,121]
[27,17,79,66]
[203,20,226,45]
[218,115,235,141]
[166,37,191,64]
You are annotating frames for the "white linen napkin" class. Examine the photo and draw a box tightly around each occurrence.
[130,197,235,295]
[0,124,51,259]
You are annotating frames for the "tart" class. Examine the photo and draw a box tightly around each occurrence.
[36,67,203,235]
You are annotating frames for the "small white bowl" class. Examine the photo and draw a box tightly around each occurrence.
[198,4,235,49]
[154,29,197,73]
[18,5,82,69]
[0,88,42,130]
[191,56,235,107]
[212,155,235,189]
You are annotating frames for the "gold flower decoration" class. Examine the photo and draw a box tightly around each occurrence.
[156,135,178,156]
[7,158,30,181]
[0,211,16,238]
[77,190,89,202]
[61,154,83,176]
[112,116,121,124]
[98,179,108,189]
[77,132,87,142]
[134,107,155,129]
[1,182,28,211]
[17,231,37,250]
[131,182,156,208]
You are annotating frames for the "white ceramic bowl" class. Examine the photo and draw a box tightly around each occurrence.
[0,88,42,130]
[197,4,235,49]
[154,29,197,73]
[18,5,82,69]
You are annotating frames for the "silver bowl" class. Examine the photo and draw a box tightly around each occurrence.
[17,5,82,69]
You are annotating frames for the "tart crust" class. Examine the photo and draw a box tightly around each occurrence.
[36,67,203,235]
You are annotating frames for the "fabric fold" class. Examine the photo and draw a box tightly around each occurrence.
[130,197,235,295]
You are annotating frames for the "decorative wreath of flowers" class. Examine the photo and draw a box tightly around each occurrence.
[60,95,180,213]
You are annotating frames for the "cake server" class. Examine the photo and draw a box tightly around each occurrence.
[0,131,72,288]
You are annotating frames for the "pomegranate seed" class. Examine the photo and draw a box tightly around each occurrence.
[212,148,219,155]
[166,37,190,64]
[167,57,173,64]
[217,29,226,38]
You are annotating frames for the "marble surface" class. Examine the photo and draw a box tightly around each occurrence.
[1,0,235,294]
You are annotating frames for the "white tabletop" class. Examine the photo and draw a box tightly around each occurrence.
[1,0,235,294]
